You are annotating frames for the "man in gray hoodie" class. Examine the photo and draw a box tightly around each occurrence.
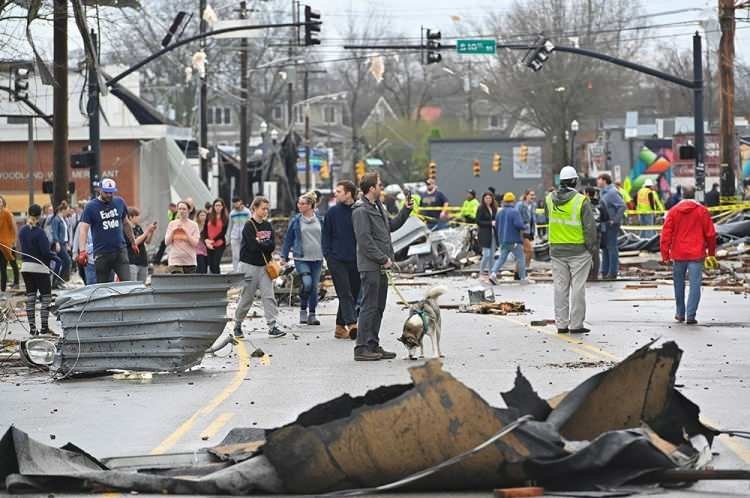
[352,172,412,361]
[544,166,598,334]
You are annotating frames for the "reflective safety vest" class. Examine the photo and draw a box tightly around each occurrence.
[545,192,585,245]
[398,193,421,217]
[637,187,663,213]
[460,198,479,220]
[617,187,632,204]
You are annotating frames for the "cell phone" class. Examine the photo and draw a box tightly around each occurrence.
[404,189,412,203]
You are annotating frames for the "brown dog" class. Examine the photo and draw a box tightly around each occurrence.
[397,286,446,360]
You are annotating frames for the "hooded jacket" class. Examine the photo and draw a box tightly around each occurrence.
[660,199,716,261]
[495,203,525,245]
[352,196,411,271]
[544,187,598,258]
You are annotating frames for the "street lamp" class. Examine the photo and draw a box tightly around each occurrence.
[570,120,579,168]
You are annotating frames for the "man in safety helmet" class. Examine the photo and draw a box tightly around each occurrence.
[545,166,598,334]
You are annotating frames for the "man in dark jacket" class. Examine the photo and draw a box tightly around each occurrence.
[704,183,720,207]
[322,180,360,340]
[597,173,626,279]
[352,172,412,361]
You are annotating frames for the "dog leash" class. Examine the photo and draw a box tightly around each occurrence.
[384,269,410,307]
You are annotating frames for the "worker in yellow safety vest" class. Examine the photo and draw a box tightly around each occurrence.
[460,189,480,222]
[544,166,598,335]
[636,179,664,237]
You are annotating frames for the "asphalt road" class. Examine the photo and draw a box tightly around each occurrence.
[1,268,749,497]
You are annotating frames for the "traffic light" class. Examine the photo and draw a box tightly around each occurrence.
[472,159,480,177]
[320,160,330,179]
[524,37,555,72]
[427,160,437,179]
[304,5,321,46]
[426,29,442,65]
[13,67,29,101]
[355,160,366,181]
[492,153,501,172]
[519,144,528,162]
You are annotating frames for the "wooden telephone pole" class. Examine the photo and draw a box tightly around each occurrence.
[718,0,738,197]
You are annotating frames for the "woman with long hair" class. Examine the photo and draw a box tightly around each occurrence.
[195,209,208,273]
[281,192,324,326]
[476,192,498,279]
[165,200,200,274]
[202,198,228,274]
[233,196,285,338]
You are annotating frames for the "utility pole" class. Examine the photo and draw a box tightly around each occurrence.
[239,1,249,202]
[87,29,101,198]
[718,0,736,197]
[199,0,209,186]
[27,117,35,206]
[694,32,707,203]
[52,0,69,207]
[304,69,310,191]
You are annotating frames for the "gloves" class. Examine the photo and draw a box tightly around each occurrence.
[704,256,718,270]
[77,250,88,266]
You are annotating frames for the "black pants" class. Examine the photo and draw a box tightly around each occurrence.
[0,251,19,291]
[207,246,225,274]
[327,258,360,326]
[197,254,208,274]
[95,248,131,283]
[152,239,167,264]
[355,270,387,353]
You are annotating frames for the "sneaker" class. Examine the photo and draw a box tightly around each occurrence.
[675,315,685,323]
[376,346,397,360]
[233,327,245,339]
[686,318,698,325]
[299,310,308,324]
[268,326,286,338]
[569,327,591,334]
[354,349,382,361]
[557,328,569,334]
[38,328,59,337]
[488,273,497,285]
[307,313,320,326]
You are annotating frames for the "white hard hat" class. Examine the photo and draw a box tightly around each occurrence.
[644,179,654,187]
[559,165,578,181]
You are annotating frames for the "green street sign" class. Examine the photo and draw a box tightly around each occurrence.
[456,39,496,55]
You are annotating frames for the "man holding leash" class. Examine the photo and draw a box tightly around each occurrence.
[352,172,413,361]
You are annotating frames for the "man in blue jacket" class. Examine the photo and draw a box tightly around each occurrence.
[322,180,360,340]
[489,192,529,285]
[597,173,626,280]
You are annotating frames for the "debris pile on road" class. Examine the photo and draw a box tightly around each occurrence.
[21,273,243,377]
[459,301,528,315]
[391,217,474,273]
[3,341,743,496]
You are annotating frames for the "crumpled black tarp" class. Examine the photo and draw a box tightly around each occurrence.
[0,342,715,495]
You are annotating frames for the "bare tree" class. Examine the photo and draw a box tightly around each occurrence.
[478,0,646,170]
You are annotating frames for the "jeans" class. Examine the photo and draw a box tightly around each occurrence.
[673,260,703,320]
[490,243,526,280]
[95,248,130,283]
[197,254,208,274]
[327,258,360,326]
[55,247,71,285]
[295,259,322,313]
[129,264,148,283]
[355,270,388,353]
[479,247,494,274]
[639,213,655,238]
[85,263,97,284]
[230,239,241,272]
[601,224,620,277]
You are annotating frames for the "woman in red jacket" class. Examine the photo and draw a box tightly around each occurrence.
[202,199,228,274]
[659,187,716,325]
